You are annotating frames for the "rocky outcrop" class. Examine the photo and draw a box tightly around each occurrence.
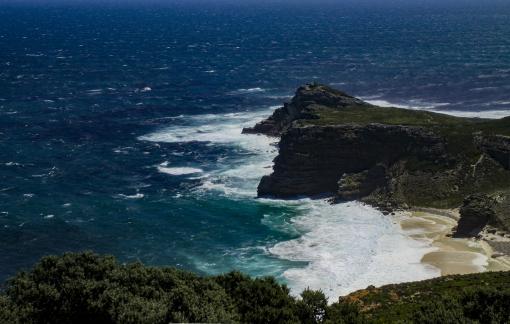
[477,134,510,170]
[258,124,446,197]
[242,83,369,136]
[454,192,510,237]
[491,192,510,232]
[454,194,495,237]
[337,164,388,201]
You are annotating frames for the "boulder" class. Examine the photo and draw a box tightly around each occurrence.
[454,194,495,238]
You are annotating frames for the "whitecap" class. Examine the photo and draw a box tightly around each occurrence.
[228,87,267,95]
[264,94,292,100]
[86,89,103,95]
[115,193,145,199]
[158,166,203,176]
[494,101,510,105]
[470,86,499,92]
[5,162,21,167]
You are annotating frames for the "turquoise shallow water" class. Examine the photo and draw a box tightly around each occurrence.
[1,1,510,297]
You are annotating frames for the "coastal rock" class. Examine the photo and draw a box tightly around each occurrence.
[454,191,510,238]
[454,194,495,238]
[258,124,445,197]
[242,83,369,136]
[477,134,510,170]
[337,164,388,201]
[491,192,510,232]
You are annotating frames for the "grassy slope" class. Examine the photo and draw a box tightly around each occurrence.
[300,104,510,142]
[345,271,510,323]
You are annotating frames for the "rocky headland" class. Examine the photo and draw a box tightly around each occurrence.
[244,83,510,241]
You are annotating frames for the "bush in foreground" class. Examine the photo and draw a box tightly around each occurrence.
[0,252,363,324]
[1,252,510,323]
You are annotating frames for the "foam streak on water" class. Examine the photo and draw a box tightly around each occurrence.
[267,200,438,298]
[139,106,444,300]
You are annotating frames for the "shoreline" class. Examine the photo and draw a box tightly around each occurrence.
[396,209,510,276]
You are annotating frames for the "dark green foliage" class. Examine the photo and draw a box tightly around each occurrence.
[296,289,328,323]
[412,287,510,324]
[0,252,365,324]
[323,302,366,324]
[215,271,299,323]
[349,271,510,323]
[1,252,509,323]
[0,295,21,324]
[1,252,237,324]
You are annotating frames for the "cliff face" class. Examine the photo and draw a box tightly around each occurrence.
[246,83,510,231]
[455,192,510,237]
[258,124,446,198]
[477,134,510,170]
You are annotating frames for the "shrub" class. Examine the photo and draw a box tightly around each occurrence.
[215,271,299,323]
[5,252,506,323]
[412,287,510,324]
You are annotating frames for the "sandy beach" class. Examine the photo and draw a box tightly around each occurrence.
[397,209,510,276]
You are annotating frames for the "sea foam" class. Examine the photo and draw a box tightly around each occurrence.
[139,108,279,197]
[265,199,439,299]
[228,87,267,95]
[158,166,203,176]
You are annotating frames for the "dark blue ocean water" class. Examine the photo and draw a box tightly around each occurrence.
[1,1,510,296]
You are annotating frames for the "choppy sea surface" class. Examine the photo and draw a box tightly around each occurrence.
[1,2,510,298]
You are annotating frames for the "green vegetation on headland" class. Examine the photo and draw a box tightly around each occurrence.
[1,252,510,323]
[299,101,510,160]
[248,84,510,237]
[298,102,510,209]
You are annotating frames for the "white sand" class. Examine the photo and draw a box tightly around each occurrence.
[396,210,510,275]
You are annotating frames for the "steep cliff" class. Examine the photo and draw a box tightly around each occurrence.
[246,83,510,231]
[258,124,446,199]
